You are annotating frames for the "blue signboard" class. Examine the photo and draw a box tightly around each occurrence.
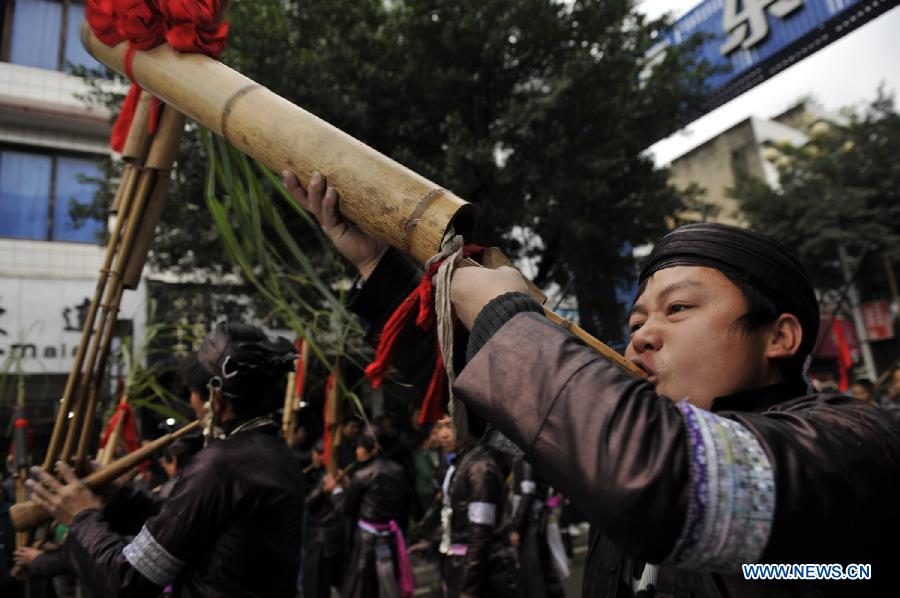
[654,0,899,118]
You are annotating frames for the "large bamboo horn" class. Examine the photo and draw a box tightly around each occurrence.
[81,24,644,379]
[82,25,473,265]
[11,421,201,531]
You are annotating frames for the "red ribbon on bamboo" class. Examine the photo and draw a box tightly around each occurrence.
[99,398,140,454]
[365,245,484,425]
[85,0,229,153]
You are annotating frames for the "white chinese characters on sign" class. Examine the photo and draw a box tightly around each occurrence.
[0,277,145,373]
[720,0,804,56]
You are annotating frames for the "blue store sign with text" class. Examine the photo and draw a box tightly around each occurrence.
[655,0,898,119]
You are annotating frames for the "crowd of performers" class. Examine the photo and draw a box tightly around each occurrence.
[1,321,576,598]
[2,168,900,598]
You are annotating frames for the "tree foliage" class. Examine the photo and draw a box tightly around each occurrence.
[78,0,712,343]
[730,90,900,292]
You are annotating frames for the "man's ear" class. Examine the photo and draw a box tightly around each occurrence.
[765,313,803,360]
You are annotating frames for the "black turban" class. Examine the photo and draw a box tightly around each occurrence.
[197,322,297,404]
[639,223,819,358]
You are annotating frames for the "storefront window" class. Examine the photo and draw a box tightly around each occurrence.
[6,0,101,73]
[0,148,103,242]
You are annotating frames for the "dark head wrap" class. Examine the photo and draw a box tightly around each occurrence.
[197,322,297,412]
[639,223,819,359]
[357,423,395,455]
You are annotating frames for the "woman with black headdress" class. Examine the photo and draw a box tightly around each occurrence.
[26,322,305,597]
[331,424,413,598]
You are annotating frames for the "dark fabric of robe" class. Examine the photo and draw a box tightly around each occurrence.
[339,455,409,598]
[64,423,304,598]
[440,443,519,598]
[456,311,900,598]
[350,249,900,598]
[303,468,347,598]
[512,459,566,598]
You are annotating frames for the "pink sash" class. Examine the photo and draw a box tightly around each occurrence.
[358,519,415,598]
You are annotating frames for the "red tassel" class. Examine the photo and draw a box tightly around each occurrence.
[86,0,123,46]
[114,0,167,51]
[418,340,447,425]
[160,0,229,58]
[365,245,484,421]
[365,294,419,388]
[833,320,854,392]
[89,0,229,152]
[110,82,142,153]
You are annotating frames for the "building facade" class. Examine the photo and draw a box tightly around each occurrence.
[1,1,147,436]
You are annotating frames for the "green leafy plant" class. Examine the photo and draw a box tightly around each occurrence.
[201,131,371,418]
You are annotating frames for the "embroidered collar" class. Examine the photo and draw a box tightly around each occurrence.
[711,380,808,413]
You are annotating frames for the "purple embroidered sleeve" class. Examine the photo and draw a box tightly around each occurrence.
[664,402,775,572]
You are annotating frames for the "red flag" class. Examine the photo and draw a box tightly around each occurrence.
[99,398,140,454]
[832,321,854,392]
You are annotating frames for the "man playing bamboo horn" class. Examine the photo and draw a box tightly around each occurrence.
[25,323,305,597]
[284,170,900,598]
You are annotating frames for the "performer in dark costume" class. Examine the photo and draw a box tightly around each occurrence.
[26,322,305,597]
[284,171,900,598]
[438,432,518,598]
[512,460,566,598]
[337,425,413,598]
[303,439,347,598]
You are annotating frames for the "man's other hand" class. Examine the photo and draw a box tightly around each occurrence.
[450,266,531,330]
[26,462,102,526]
[282,170,387,279]
[14,546,42,567]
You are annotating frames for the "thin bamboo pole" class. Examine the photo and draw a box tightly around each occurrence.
[72,108,185,466]
[42,94,156,470]
[14,379,29,551]
[281,370,297,446]
[81,24,473,265]
[459,256,646,378]
[11,421,202,531]
[98,409,125,466]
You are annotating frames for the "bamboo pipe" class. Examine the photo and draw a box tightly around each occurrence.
[98,406,126,466]
[111,92,156,215]
[79,27,642,381]
[42,99,155,470]
[281,370,297,446]
[459,256,646,378]
[334,461,357,483]
[122,106,186,288]
[81,24,473,265]
[61,169,155,463]
[73,109,186,465]
[11,421,201,531]
[67,282,126,464]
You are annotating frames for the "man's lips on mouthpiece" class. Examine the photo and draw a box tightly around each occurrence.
[631,359,658,384]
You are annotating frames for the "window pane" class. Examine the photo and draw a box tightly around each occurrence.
[9,0,62,70]
[0,150,52,240]
[64,4,102,73]
[53,156,103,243]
